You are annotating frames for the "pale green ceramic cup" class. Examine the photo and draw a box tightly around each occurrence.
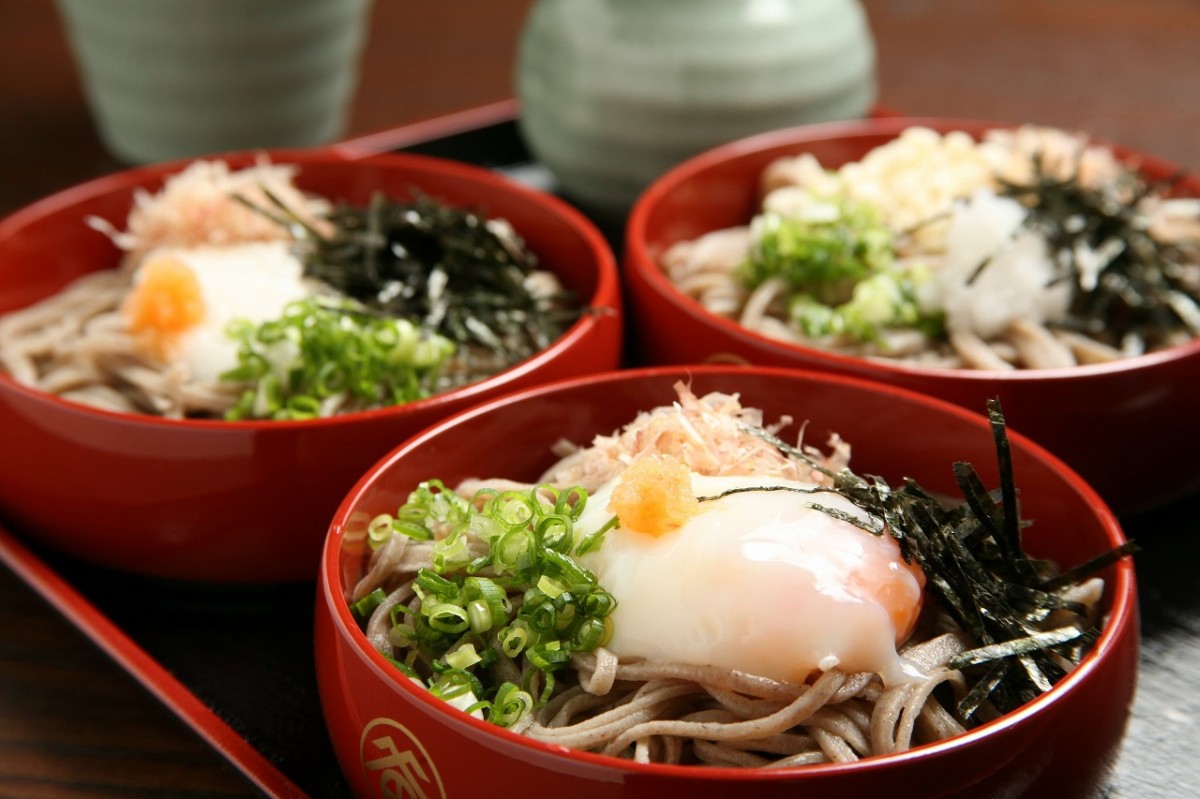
[517,0,877,218]
[55,0,373,164]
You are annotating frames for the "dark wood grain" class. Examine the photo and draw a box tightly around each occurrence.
[862,0,1200,171]
[0,564,259,799]
[1,1,1197,797]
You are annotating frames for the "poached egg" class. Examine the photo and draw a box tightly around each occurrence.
[574,454,927,686]
[122,241,311,383]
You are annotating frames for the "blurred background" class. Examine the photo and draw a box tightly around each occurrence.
[0,0,1197,796]
[2,0,1197,216]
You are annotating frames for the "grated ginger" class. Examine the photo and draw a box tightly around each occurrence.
[607,453,699,537]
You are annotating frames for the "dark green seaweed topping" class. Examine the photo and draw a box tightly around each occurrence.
[744,399,1135,720]
[309,193,578,361]
[998,155,1200,351]
[244,188,582,371]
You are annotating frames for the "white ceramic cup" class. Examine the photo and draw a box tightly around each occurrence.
[55,0,373,164]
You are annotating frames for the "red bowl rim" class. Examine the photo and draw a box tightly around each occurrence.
[0,147,621,431]
[320,363,1137,782]
[624,115,1200,383]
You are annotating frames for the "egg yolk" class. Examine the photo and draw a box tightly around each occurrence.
[867,563,925,644]
[607,454,699,536]
[123,255,206,357]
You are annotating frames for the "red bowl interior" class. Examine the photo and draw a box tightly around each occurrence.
[317,365,1137,799]
[622,116,1200,514]
[0,148,622,582]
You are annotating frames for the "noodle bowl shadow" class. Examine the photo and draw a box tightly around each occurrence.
[622,117,1200,515]
[316,366,1137,799]
[0,149,622,582]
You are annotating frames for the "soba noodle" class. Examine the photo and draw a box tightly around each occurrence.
[0,269,243,416]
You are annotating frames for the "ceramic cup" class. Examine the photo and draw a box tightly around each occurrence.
[516,0,877,218]
[55,0,373,164]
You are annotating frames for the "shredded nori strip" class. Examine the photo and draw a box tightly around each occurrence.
[307,193,579,360]
[997,153,1200,350]
[241,188,582,377]
[743,398,1134,721]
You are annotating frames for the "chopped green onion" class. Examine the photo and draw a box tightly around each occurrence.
[426,603,470,634]
[429,669,483,702]
[463,577,509,625]
[738,199,941,344]
[573,616,613,650]
[366,514,394,547]
[431,530,473,572]
[583,590,616,618]
[525,595,558,635]
[535,514,573,553]
[384,656,420,680]
[553,598,577,632]
[390,519,435,542]
[358,480,616,728]
[553,485,589,520]
[445,643,483,671]
[388,602,412,628]
[492,491,538,527]
[350,587,386,622]
[221,297,455,421]
[494,526,536,576]
[536,574,566,599]
[527,641,571,672]
[575,514,618,556]
[387,624,414,648]
[499,621,533,658]
[491,683,533,728]
[466,600,493,635]
[540,548,594,588]
[415,569,459,601]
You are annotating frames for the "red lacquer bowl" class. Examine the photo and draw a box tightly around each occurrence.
[316,366,1137,799]
[0,150,622,582]
[623,116,1200,514]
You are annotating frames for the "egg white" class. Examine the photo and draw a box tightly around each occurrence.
[134,241,311,383]
[575,471,927,686]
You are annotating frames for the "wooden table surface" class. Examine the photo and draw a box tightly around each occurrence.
[1,1,1197,797]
